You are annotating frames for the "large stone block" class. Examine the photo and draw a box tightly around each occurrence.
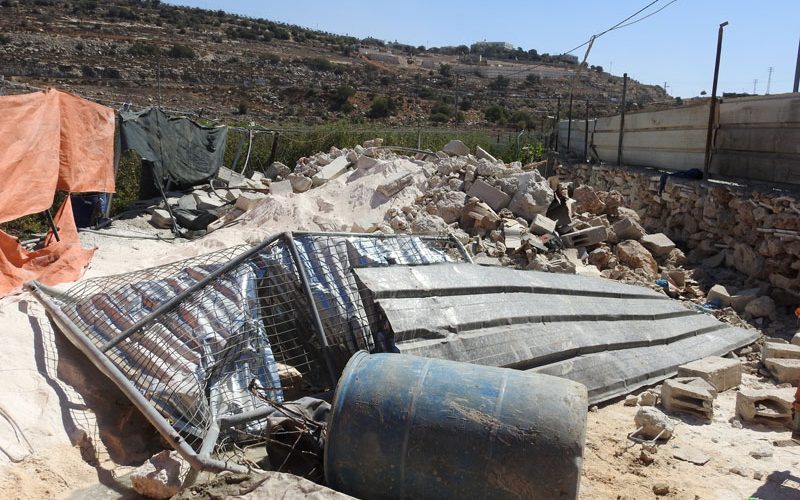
[561,226,608,248]
[612,216,644,240]
[530,214,557,235]
[442,139,470,156]
[311,155,350,187]
[641,233,676,256]
[677,356,741,392]
[763,358,800,384]
[615,239,658,275]
[235,191,268,211]
[467,179,511,212]
[761,342,800,361]
[193,191,226,210]
[661,377,716,419]
[377,172,414,197]
[735,387,794,427]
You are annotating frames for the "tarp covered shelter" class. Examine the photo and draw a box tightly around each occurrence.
[118,107,228,198]
[0,88,115,296]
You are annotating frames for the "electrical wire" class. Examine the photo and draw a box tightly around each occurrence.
[562,0,672,56]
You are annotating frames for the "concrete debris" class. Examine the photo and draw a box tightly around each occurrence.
[677,356,742,392]
[660,377,716,419]
[149,209,173,229]
[763,358,800,384]
[507,171,555,219]
[744,295,776,319]
[634,406,674,441]
[735,387,795,427]
[193,191,226,210]
[265,161,291,180]
[362,138,383,148]
[311,155,351,187]
[177,193,197,210]
[612,216,645,241]
[466,179,511,212]
[615,240,658,276]
[529,214,557,236]
[638,390,659,407]
[288,173,313,193]
[475,145,497,163]
[640,233,676,257]
[573,185,606,214]
[270,179,293,196]
[624,394,638,406]
[442,139,470,157]
[377,172,414,197]
[561,226,608,248]
[235,191,268,211]
[130,451,187,499]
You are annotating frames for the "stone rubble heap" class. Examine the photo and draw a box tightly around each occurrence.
[150,139,796,336]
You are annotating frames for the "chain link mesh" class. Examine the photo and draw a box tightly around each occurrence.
[47,232,465,454]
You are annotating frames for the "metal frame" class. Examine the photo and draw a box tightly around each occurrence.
[26,231,467,478]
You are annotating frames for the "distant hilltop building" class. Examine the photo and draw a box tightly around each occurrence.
[471,41,515,52]
[557,54,579,64]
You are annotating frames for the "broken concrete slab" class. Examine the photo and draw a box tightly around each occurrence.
[677,356,741,392]
[561,226,608,248]
[475,145,497,163]
[745,295,776,319]
[222,188,242,202]
[270,180,293,196]
[641,233,676,257]
[217,166,250,188]
[177,194,197,210]
[763,358,800,384]
[661,377,716,419]
[634,406,674,441]
[530,214,557,236]
[706,284,733,307]
[378,172,414,197]
[355,155,382,170]
[467,179,511,212]
[442,139,470,156]
[288,173,313,193]
[761,342,800,361]
[311,155,351,187]
[615,240,658,276]
[503,220,527,251]
[193,192,226,210]
[612,216,645,241]
[234,192,268,211]
[149,209,173,229]
[729,288,761,313]
[507,171,555,220]
[736,387,795,427]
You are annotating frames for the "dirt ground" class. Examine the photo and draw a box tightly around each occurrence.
[580,373,800,500]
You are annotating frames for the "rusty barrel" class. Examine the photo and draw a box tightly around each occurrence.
[324,351,588,499]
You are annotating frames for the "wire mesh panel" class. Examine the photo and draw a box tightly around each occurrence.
[45,232,465,458]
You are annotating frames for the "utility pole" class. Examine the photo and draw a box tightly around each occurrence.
[566,93,574,152]
[793,36,800,93]
[766,66,774,95]
[663,81,669,95]
[554,95,561,152]
[584,98,589,161]
[753,79,758,95]
[703,21,728,180]
[617,73,628,166]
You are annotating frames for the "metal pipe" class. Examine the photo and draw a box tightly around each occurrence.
[25,281,247,475]
[219,406,276,427]
[617,73,628,166]
[584,99,589,161]
[793,35,800,93]
[283,232,339,387]
[704,21,729,179]
[44,209,60,243]
[100,233,284,352]
[448,233,474,264]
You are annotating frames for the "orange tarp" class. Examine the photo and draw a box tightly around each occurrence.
[0,199,95,296]
[0,89,115,223]
[0,88,115,296]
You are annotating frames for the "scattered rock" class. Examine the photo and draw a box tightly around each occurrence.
[745,296,776,319]
[130,451,186,499]
[442,139,470,156]
[624,394,638,406]
[634,407,674,441]
[749,444,774,459]
[640,233,676,256]
[652,483,670,496]
[615,240,658,276]
[672,445,710,465]
[288,173,313,193]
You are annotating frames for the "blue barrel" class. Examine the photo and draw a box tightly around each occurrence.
[324,352,588,499]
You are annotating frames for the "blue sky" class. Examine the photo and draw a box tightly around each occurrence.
[165,0,799,98]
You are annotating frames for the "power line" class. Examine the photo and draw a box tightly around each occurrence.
[614,0,678,30]
[562,0,665,55]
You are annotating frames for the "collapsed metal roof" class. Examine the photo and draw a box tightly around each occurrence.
[354,263,759,404]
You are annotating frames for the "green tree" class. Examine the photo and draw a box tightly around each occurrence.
[368,95,398,118]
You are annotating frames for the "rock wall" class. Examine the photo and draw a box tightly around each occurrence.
[557,163,800,303]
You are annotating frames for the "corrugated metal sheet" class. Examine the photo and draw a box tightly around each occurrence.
[354,263,758,404]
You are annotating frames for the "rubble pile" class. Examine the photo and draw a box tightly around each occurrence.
[154,138,796,339]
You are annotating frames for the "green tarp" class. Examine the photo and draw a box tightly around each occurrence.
[119,107,228,194]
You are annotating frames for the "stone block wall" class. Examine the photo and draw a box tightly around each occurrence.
[558,163,800,301]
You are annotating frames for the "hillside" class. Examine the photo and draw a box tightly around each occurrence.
[0,0,669,130]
